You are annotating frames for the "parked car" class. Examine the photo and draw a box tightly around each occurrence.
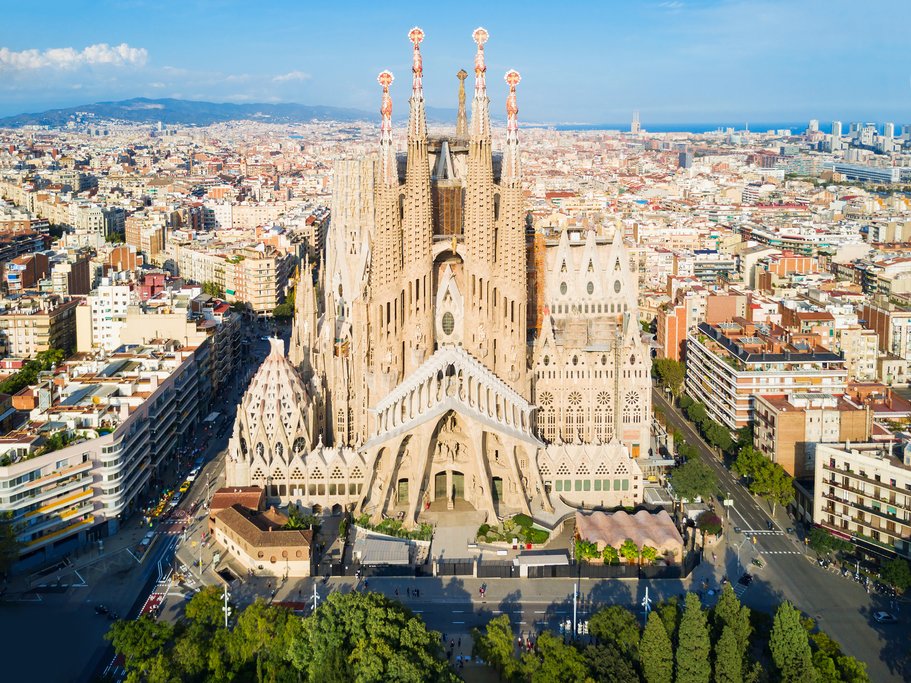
[873,611,898,624]
[737,573,753,586]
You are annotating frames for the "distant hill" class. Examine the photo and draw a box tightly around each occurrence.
[0,97,460,128]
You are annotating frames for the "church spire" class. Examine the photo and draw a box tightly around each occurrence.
[377,70,395,185]
[470,27,490,140]
[407,26,427,141]
[456,69,468,138]
[503,69,521,183]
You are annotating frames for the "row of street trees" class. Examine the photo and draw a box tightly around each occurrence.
[474,588,870,683]
[106,588,457,683]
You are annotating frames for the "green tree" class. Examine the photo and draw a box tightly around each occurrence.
[0,511,22,577]
[603,545,620,565]
[670,460,719,503]
[619,538,640,564]
[288,591,454,683]
[812,650,840,683]
[685,402,708,425]
[106,616,175,680]
[770,602,816,683]
[185,585,228,629]
[806,528,852,556]
[585,643,640,683]
[272,300,295,321]
[732,446,765,481]
[228,599,296,683]
[679,395,694,411]
[201,281,223,297]
[881,558,911,592]
[713,625,742,683]
[676,592,711,683]
[473,614,520,681]
[641,545,659,565]
[656,597,681,644]
[735,425,753,450]
[521,631,591,683]
[704,423,733,452]
[654,358,686,396]
[711,585,751,664]
[749,461,794,515]
[589,605,640,658]
[640,611,674,683]
[575,538,601,561]
[835,655,871,683]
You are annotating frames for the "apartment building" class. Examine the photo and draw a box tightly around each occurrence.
[0,295,79,357]
[754,393,872,478]
[814,442,911,562]
[170,241,295,316]
[685,321,848,430]
[0,340,211,570]
[79,283,132,352]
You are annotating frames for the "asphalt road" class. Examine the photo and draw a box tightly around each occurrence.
[654,387,911,682]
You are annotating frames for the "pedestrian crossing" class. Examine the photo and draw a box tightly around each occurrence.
[756,549,801,555]
[742,530,783,536]
[732,583,749,599]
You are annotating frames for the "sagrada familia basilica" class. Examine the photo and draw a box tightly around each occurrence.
[226,28,653,526]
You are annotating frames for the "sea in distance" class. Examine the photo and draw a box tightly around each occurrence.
[545,122,809,134]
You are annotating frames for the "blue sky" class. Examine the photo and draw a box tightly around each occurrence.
[1,0,909,124]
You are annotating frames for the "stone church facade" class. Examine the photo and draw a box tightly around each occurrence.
[226,28,649,524]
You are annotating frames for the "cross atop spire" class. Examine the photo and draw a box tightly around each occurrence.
[470,27,491,140]
[407,27,427,140]
[377,70,395,185]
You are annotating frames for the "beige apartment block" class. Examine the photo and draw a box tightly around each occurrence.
[814,442,911,561]
[0,296,79,357]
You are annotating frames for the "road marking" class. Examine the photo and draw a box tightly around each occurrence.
[518,621,527,624]
[453,621,465,624]
[452,610,464,613]
[414,610,424,613]
[492,610,502,614]
[534,610,546,613]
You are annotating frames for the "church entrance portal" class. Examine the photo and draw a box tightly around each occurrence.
[452,471,465,499]
[434,472,447,499]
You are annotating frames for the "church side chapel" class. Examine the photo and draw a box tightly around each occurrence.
[226,27,652,527]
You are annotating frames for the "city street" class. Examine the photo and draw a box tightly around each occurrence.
[654,387,911,682]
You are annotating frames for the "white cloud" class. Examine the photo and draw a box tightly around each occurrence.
[273,70,309,83]
[0,43,148,72]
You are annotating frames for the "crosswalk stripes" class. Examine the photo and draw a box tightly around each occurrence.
[732,583,749,599]
[756,550,801,555]
[741,530,783,536]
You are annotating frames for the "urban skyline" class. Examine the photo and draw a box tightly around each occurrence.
[1,0,910,123]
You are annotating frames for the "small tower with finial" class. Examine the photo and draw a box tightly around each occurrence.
[456,69,468,138]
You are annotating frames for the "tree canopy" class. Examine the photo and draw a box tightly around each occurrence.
[881,558,911,592]
[108,590,455,683]
[669,459,719,503]
[653,358,686,396]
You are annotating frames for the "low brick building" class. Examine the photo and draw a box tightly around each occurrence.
[212,503,312,578]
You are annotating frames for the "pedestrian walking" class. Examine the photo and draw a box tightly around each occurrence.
[407,587,411,597]
[395,587,399,596]
[458,637,461,648]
